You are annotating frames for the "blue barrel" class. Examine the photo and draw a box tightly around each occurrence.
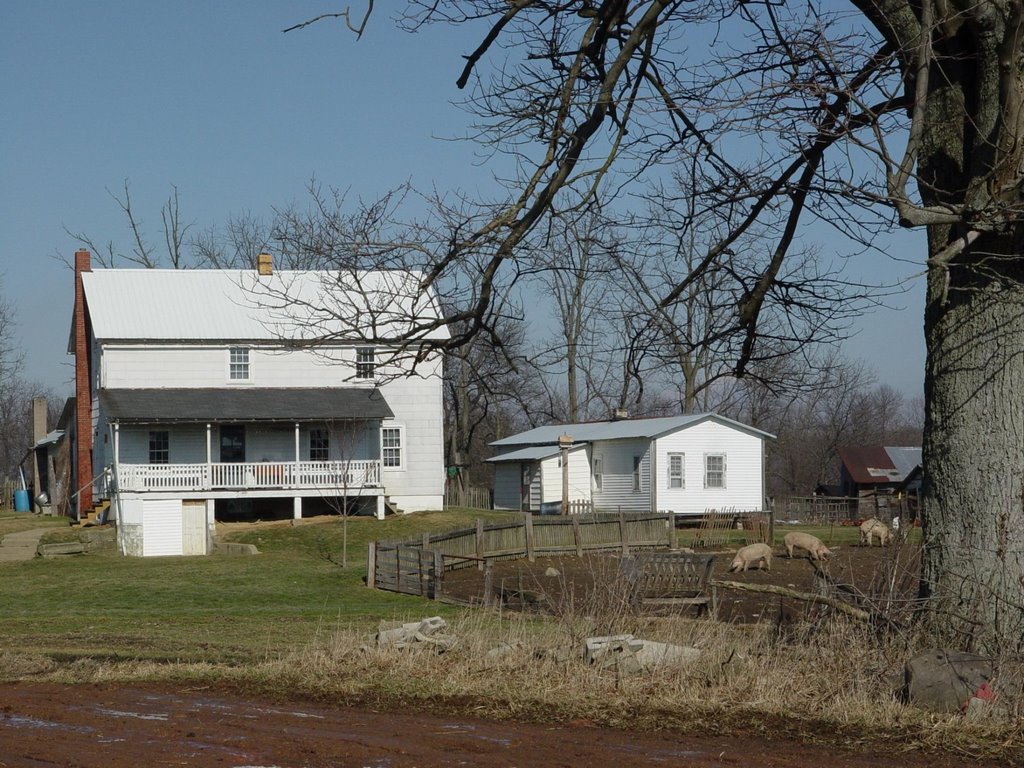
[13,489,30,512]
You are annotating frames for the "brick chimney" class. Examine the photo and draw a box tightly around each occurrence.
[74,249,93,515]
[257,252,273,276]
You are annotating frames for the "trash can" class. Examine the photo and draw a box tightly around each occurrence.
[13,489,30,512]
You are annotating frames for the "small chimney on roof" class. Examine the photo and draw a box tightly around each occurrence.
[257,252,273,276]
[612,407,630,421]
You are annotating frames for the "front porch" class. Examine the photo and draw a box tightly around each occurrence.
[115,459,382,493]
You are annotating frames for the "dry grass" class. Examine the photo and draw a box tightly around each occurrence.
[9,605,1020,761]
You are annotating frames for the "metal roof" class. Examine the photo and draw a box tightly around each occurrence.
[100,388,394,423]
[33,430,65,449]
[886,446,922,479]
[486,445,573,463]
[490,413,774,448]
[838,445,921,484]
[79,269,450,343]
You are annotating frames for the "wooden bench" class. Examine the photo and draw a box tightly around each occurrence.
[619,551,717,617]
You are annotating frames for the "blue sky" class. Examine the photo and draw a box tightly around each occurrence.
[1,2,927,399]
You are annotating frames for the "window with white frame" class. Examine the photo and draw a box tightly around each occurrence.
[229,347,250,380]
[309,428,329,461]
[633,456,642,492]
[149,430,169,464]
[381,426,403,469]
[592,456,603,491]
[668,453,685,489]
[356,347,376,380]
[705,453,726,488]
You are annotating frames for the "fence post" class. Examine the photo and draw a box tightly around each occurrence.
[524,512,535,562]
[432,549,443,600]
[618,507,629,555]
[572,515,583,557]
[767,503,775,546]
[367,542,376,589]
[667,511,676,550]
[483,559,494,606]
[476,518,485,571]
[422,531,431,549]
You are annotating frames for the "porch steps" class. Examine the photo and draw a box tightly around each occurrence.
[77,500,111,527]
[384,497,404,516]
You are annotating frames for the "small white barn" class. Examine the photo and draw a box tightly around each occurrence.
[488,413,773,516]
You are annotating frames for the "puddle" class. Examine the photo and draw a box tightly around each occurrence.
[96,707,170,721]
[1,714,94,733]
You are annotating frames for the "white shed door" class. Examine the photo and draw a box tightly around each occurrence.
[181,501,207,555]
[142,499,184,556]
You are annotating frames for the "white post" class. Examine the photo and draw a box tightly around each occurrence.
[376,495,385,520]
[293,496,303,520]
[294,422,300,487]
[206,423,212,490]
[112,422,120,494]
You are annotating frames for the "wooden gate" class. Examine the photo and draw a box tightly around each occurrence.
[371,544,442,598]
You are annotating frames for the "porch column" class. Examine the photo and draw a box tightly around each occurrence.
[375,495,385,520]
[112,422,120,494]
[205,423,212,490]
[293,496,303,520]
[294,422,300,488]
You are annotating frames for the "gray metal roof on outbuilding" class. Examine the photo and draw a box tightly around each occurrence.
[485,445,581,463]
[490,413,774,447]
[100,388,394,423]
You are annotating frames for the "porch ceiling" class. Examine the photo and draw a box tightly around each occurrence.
[100,387,394,423]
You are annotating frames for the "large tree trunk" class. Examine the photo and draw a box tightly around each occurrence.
[918,3,1024,652]
[922,258,1024,653]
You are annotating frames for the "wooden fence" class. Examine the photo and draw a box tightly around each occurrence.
[443,484,492,510]
[368,510,680,597]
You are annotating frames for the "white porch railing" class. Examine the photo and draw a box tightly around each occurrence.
[116,460,382,493]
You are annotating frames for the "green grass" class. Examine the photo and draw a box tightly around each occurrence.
[0,508,511,663]
[0,513,72,539]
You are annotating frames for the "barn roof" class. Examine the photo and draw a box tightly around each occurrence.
[838,445,921,484]
[78,268,449,344]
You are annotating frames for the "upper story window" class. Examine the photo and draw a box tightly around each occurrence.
[705,453,726,489]
[229,347,250,381]
[668,453,685,489]
[309,429,329,461]
[149,430,169,464]
[356,347,375,380]
[381,426,403,470]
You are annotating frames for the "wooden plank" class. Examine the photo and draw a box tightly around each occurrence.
[367,542,377,590]
[572,516,583,556]
[619,508,628,555]
[476,518,485,571]
[524,513,535,562]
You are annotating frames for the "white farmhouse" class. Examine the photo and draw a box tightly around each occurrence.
[488,414,773,516]
[68,250,447,557]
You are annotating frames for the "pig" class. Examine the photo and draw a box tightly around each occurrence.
[729,542,772,572]
[783,531,832,561]
[859,517,880,546]
[862,518,893,547]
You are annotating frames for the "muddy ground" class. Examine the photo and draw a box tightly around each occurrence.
[0,682,990,767]
[440,537,920,623]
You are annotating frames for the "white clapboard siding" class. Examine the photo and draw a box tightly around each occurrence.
[538,448,592,504]
[591,439,651,513]
[653,420,765,515]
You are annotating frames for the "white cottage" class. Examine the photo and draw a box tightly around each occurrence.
[488,414,773,516]
[68,250,447,556]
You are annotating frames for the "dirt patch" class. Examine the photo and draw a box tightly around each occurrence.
[0,682,995,767]
[440,540,919,623]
